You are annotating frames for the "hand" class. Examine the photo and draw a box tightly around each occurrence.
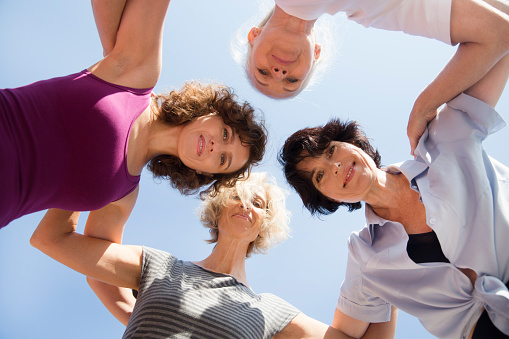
[407,105,438,156]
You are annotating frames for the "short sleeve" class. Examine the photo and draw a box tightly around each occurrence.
[138,247,176,295]
[337,239,392,323]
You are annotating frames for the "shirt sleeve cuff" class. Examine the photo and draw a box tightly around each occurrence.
[337,294,392,323]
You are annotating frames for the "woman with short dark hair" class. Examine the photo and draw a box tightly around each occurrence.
[279,43,509,338]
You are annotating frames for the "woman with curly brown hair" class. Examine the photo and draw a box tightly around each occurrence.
[0,0,266,229]
[1,0,267,320]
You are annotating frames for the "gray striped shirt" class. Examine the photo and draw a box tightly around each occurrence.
[123,247,300,339]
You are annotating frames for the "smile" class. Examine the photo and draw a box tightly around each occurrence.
[272,54,295,66]
[344,163,355,187]
[197,135,205,156]
[234,213,251,222]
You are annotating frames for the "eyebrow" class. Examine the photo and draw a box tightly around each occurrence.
[283,87,298,93]
[230,127,235,145]
[254,74,269,87]
[225,153,233,171]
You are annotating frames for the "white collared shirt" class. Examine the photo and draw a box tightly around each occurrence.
[337,94,509,338]
[275,0,452,45]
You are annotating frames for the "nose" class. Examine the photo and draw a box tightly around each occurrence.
[239,200,251,211]
[209,140,222,153]
[271,66,288,80]
[331,161,341,176]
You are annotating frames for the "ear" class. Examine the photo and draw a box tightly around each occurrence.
[314,44,321,61]
[196,170,214,178]
[248,27,262,44]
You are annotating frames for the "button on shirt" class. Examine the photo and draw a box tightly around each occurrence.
[337,94,509,339]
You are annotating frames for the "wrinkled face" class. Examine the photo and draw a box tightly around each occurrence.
[217,189,267,243]
[247,26,319,99]
[177,114,250,175]
[297,141,378,203]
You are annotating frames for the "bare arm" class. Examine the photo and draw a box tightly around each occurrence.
[331,307,398,339]
[30,209,142,290]
[89,0,172,88]
[274,312,354,339]
[464,41,509,107]
[407,0,509,153]
[91,0,127,57]
[87,277,137,326]
[83,187,140,325]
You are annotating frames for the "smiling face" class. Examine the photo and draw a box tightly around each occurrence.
[297,141,378,203]
[177,114,250,175]
[217,189,268,243]
[247,26,320,99]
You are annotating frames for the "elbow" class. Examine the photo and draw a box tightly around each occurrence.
[30,229,43,250]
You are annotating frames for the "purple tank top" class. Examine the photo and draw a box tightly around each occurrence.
[0,70,153,228]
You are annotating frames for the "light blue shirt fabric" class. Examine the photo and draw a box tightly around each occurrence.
[337,93,509,339]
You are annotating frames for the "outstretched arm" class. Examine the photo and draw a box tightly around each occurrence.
[30,209,142,290]
[274,312,354,339]
[274,307,397,339]
[331,307,398,339]
[83,187,140,325]
[407,0,509,154]
[91,0,127,57]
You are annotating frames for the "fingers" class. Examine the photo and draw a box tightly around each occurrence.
[407,108,438,155]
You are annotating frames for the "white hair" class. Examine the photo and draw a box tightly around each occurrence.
[230,0,348,94]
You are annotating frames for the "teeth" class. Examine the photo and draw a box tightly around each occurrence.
[346,166,353,180]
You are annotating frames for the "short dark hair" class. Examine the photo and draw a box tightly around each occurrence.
[148,82,267,195]
[278,118,381,216]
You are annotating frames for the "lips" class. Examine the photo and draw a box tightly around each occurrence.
[197,135,205,156]
[233,213,251,222]
[344,163,355,187]
[272,54,295,66]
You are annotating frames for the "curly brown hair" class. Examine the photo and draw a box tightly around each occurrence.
[147,82,267,195]
[278,118,381,215]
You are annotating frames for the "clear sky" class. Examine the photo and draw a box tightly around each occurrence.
[0,1,507,338]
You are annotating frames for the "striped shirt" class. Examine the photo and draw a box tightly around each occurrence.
[123,247,300,339]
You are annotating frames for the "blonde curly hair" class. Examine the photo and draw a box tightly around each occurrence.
[199,172,291,257]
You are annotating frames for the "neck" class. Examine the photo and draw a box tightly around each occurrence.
[132,101,181,165]
[367,170,411,219]
[271,5,316,34]
[194,238,250,286]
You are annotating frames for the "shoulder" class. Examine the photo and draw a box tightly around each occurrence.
[433,93,505,141]
[141,247,176,270]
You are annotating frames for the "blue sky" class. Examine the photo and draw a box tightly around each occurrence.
[0,1,507,338]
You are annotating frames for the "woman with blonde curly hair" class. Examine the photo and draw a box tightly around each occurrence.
[31,172,395,338]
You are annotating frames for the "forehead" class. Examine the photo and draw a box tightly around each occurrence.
[296,155,323,176]
[233,185,267,201]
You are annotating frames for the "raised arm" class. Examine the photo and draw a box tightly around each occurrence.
[407,0,509,153]
[91,0,128,57]
[464,32,509,107]
[30,209,142,290]
[88,0,172,89]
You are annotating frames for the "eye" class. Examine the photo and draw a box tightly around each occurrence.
[327,145,335,158]
[287,78,299,83]
[232,195,241,201]
[257,68,269,76]
[315,171,324,184]
[223,128,229,141]
[220,153,226,166]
